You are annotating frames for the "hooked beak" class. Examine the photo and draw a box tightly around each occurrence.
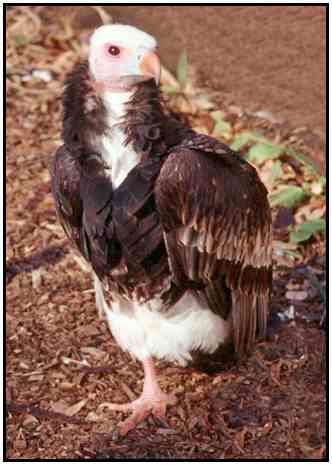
[139,52,161,84]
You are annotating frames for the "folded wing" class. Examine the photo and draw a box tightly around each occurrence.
[51,146,119,278]
[155,138,272,355]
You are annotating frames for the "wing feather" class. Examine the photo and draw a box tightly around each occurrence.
[51,145,120,277]
[155,143,272,355]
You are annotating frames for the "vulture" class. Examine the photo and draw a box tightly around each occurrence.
[52,24,272,435]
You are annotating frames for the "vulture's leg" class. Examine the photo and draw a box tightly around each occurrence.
[103,357,177,435]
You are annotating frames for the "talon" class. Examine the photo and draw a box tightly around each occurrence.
[98,358,177,435]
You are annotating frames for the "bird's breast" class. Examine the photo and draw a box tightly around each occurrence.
[101,127,141,189]
[100,89,141,189]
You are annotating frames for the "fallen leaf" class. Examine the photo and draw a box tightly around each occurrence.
[286,147,322,177]
[290,218,325,243]
[86,411,100,422]
[213,119,232,137]
[191,92,215,110]
[177,50,188,88]
[266,159,284,187]
[81,347,107,359]
[59,381,75,391]
[269,185,308,208]
[51,400,69,415]
[230,131,255,150]
[247,141,284,164]
[65,399,88,417]
[23,414,39,429]
[31,269,43,289]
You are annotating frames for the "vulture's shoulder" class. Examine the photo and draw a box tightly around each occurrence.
[155,134,271,236]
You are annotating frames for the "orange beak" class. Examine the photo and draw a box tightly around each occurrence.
[139,52,161,84]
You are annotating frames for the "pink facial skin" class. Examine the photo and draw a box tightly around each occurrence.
[92,43,137,83]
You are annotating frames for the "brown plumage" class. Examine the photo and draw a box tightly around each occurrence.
[155,143,272,355]
[51,24,272,435]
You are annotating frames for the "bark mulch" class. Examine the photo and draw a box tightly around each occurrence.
[6,7,326,460]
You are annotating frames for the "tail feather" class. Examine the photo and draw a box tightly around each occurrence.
[232,290,267,356]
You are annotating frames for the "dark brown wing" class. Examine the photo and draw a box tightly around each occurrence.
[51,145,120,278]
[155,140,272,355]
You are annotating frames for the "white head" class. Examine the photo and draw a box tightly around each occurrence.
[89,24,160,90]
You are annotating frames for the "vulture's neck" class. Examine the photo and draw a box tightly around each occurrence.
[62,62,189,171]
[102,89,133,121]
[101,89,139,188]
[100,78,169,187]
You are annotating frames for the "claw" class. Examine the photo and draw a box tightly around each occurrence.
[98,358,177,435]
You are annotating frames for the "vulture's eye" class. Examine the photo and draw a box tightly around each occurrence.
[108,45,121,56]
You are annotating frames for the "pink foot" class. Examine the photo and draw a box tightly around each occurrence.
[99,358,177,435]
[103,390,177,435]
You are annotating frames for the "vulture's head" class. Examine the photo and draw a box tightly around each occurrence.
[89,24,160,91]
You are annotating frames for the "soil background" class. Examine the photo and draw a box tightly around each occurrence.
[106,6,326,145]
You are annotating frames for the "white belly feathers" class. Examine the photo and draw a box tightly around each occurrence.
[94,275,232,365]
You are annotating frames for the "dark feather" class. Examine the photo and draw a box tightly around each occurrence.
[62,62,107,149]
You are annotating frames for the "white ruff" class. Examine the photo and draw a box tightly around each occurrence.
[100,91,141,188]
[95,277,232,365]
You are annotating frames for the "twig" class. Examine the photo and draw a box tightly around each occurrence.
[7,403,89,425]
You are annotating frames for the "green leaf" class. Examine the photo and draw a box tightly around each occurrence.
[214,120,232,136]
[230,132,256,151]
[230,131,273,151]
[290,218,326,244]
[247,142,284,165]
[210,111,231,136]
[177,51,188,88]
[269,186,308,208]
[210,110,225,121]
[161,84,180,95]
[302,182,311,193]
[14,34,28,46]
[318,176,326,188]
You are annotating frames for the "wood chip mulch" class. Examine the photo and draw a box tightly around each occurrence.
[6,6,326,460]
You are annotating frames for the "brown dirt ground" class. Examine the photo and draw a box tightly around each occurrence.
[6,6,326,460]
